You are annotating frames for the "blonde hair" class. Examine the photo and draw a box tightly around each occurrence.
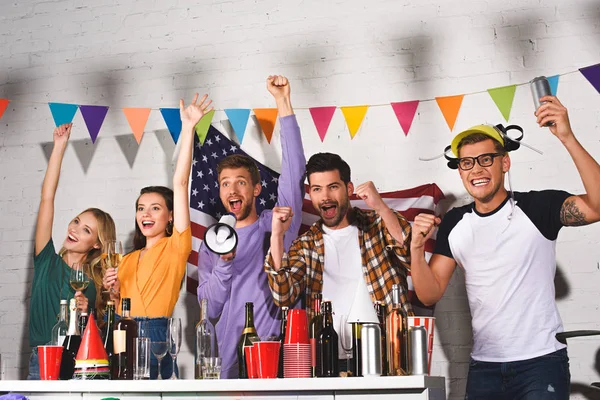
[59,207,116,324]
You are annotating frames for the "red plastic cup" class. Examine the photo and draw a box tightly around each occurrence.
[284,309,309,344]
[244,345,258,379]
[38,345,63,380]
[254,341,280,379]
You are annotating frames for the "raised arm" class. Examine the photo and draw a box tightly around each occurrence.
[536,96,600,226]
[35,123,72,255]
[173,94,213,233]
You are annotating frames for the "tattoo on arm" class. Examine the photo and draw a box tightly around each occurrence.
[560,199,587,226]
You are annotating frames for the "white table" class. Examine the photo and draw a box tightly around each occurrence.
[0,376,446,399]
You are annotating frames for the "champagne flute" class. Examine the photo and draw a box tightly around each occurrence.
[103,240,123,294]
[167,317,182,380]
[339,314,353,376]
[150,341,168,380]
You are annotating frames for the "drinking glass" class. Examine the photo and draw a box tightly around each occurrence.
[339,314,353,376]
[133,337,151,380]
[70,262,90,292]
[150,341,168,380]
[167,317,182,380]
[103,240,123,294]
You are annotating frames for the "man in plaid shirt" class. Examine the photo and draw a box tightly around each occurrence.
[264,152,414,322]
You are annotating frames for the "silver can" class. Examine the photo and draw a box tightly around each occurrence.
[407,326,428,375]
[530,76,554,126]
[360,323,382,376]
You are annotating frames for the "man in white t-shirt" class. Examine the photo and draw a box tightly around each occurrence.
[410,95,600,399]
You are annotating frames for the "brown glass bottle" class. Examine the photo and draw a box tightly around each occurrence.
[237,302,260,379]
[112,298,138,380]
[316,300,339,377]
[375,301,387,376]
[309,293,323,377]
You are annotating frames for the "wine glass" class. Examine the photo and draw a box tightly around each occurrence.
[70,262,90,293]
[151,341,168,380]
[103,240,123,294]
[167,317,182,380]
[339,314,353,376]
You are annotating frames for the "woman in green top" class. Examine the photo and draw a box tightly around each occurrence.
[28,123,116,380]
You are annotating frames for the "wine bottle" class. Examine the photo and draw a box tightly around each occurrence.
[51,299,69,346]
[112,298,138,380]
[386,284,406,376]
[351,322,362,377]
[59,298,81,380]
[237,302,260,379]
[308,293,322,377]
[277,306,289,378]
[375,301,387,376]
[102,301,116,374]
[317,300,339,377]
[195,298,217,379]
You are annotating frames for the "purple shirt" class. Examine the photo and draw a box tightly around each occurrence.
[197,115,305,378]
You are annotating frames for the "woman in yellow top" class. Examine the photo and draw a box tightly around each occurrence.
[103,93,213,379]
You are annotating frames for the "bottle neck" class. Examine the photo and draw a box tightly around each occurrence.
[244,305,255,329]
[121,305,130,319]
[59,304,68,323]
[67,305,79,335]
[200,299,208,321]
[314,298,322,315]
[106,305,115,326]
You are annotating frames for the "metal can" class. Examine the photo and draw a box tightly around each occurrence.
[360,323,382,376]
[407,326,428,375]
[530,76,554,126]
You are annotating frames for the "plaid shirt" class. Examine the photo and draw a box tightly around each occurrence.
[264,207,414,321]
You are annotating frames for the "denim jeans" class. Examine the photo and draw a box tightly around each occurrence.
[465,348,570,400]
[27,348,40,380]
[134,317,178,379]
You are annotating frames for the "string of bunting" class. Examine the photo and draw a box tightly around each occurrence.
[0,63,598,146]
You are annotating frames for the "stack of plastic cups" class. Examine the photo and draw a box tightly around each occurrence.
[283,309,311,378]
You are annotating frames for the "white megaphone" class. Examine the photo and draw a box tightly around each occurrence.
[203,213,238,254]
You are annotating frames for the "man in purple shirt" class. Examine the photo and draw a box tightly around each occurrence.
[197,75,306,378]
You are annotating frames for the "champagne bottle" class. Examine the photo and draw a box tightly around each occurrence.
[277,306,289,378]
[237,302,260,379]
[51,300,69,346]
[317,300,339,377]
[386,284,406,376]
[102,301,116,374]
[59,298,81,380]
[308,293,323,377]
[78,311,89,335]
[112,298,138,380]
[195,298,217,379]
[375,301,387,376]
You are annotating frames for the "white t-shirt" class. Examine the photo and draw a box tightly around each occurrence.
[434,191,571,362]
[321,224,373,358]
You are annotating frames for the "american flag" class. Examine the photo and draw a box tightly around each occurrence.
[186,125,445,312]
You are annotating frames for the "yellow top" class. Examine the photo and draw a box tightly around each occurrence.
[118,227,192,318]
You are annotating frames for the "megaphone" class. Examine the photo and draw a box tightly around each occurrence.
[204,213,238,255]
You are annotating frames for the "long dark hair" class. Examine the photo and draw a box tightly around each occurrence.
[132,186,174,251]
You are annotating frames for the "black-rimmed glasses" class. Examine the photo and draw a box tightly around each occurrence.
[458,153,504,171]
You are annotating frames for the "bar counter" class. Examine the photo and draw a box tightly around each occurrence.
[0,376,446,399]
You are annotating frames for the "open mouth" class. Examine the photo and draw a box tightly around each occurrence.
[320,203,338,219]
[67,233,78,243]
[228,199,243,213]
[471,178,490,187]
[141,220,155,230]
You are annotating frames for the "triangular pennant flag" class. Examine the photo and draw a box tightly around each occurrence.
[340,105,369,139]
[160,108,182,144]
[194,109,215,145]
[390,101,420,136]
[224,109,251,143]
[48,103,79,127]
[252,108,278,143]
[0,99,9,119]
[309,106,336,142]
[547,75,559,96]
[579,63,600,94]
[79,105,109,144]
[122,108,151,144]
[435,95,464,131]
[487,85,516,122]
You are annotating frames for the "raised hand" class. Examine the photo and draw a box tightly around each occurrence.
[354,181,388,214]
[411,213,441,250]
[271,206,294,237]
[53,123,72,148]
[266,75,290,101]
[180,93,213,127]
[535,96,574,143]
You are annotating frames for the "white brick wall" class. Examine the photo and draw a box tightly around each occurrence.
[1,0,600,397]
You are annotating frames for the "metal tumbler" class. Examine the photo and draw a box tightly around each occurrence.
[530,76,554,127]
[360,323,382,376]
[407,326,428,375]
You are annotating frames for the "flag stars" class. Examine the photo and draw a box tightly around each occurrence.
[208,168,213,175]
[198,201,204,209]
[203,184,210,192]
[202,155,208,162]
[259,198,266,206]
[196,142,202,150]
[222,149,228,156]
[261,179,267,188]
[211,152,218,159]
[269,193,276,201]
[214,181,219,188]
[215,136,221,142]
[197,171,204,178]
[192,188,198,196]
[272,177,279,183]
[206,139,213,146]
[209,198,216,205]
[216,212,222,219]
[192,158,197,166]
[230,145,237,152]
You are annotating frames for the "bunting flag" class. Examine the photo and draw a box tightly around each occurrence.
[547,75,559,96]
[253,108,278,143]
[340,105,369,139]
[224,109,251,144]
[79,105,109,144]
[309,106,336,142]
[487,85,517,122]
[194,109,215,145]
[0,99,9,119]
[160,108,182,143]
[390,101,420,136]
[122,108,151,144]
[48,102,79,126]
[435,95,464,131]
[579,63,600,94]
